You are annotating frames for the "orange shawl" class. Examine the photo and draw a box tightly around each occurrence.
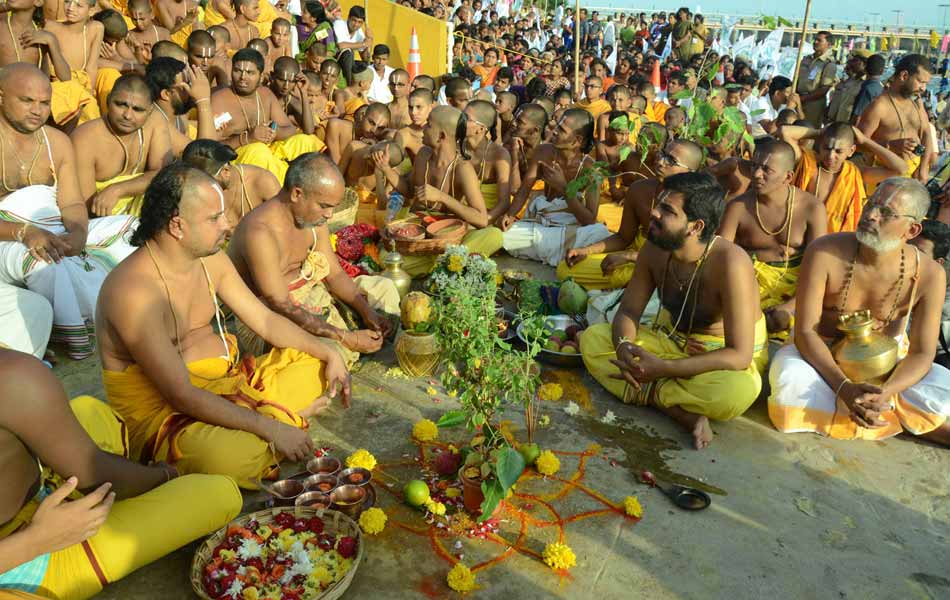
[795,149,866,233]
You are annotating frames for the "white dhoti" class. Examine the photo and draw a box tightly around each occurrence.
[0,283,53,358]
[502,195,612,267]
[0,185,136,359]
[768,344,950,441]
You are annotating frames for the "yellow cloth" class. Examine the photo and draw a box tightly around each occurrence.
[50,77,100,126]
[0,395,240,600]
[556,230,645,290]
[204,0,275,37]
[596,186,623,232]
[396,226,504,278]
[170,22,193,48]
[574,98,611,123]
[235,134,325,184]
[352,185,378,226]
[795,149,866,233]
[753,254,802,341]
[480,182,498,210]
[645,101,668,124]
[95,67,122,116]
[104,334,326,486]
[580,309,767,420]
[342,95,367,122]
[95,173,143,216]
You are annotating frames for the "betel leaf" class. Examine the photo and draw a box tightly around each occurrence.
[495,446,525,491]
[478,478,505,522]
[705,61,720,83]
[750,109,765,117]
[608,115,631,133]
[565,177,586,200]
[742,131,755,145]
[672,90,692,100]
[436,410,466,428]
[619,146,632,162]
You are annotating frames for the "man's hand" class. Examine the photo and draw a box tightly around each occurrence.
[370,144,391,170]
[251,125,276,144]
[498,213,516,232]
[888,137,919,158]
[177,64,211,104]
[60,228,86,257]
[539,161,567,195]
[342,329,384,353]
[415,184,445,212]
[100,42,120,61]
[564,247,589,267]
[323,350,351,408]
[20,225,71,263]
[18,30,58,49]
[601,252,634,275]
[91,186,124,217]
[269,421,315,462]
[27,477,115,554]
[362,309,394,338]
[785,92,801,110]
[838,381,890,428]
[610,343,667,385]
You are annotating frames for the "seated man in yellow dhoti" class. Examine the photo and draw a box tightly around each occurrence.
[856,54,933,183]
[332,61,371,121]
[769,178,950,446]
[267,57,316,136]
[580,172,767,450]
[559,139,702,290]
[394,87,435,163]
[501,102,547,213]
[96,162,351,485]
[186,30,230,88]
[144,58,216,156]
[501,108,612,267]
[380,106,503,277]
[719,139,828,340]
[212,48,323,183]
[573,76,610,124]
[228,153,397,365]
[326,101,388,165]
[463,100,512,226]
[205,0,288,41]
[183,139,280,228]
[0,65,136,360]
[0,348,241,599]
[340,139,404,227]
[154,0,200,48]
[72,74,173,217]
[42,0,104,129]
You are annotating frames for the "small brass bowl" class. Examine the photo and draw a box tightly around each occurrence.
[330,484,367,517]
[337,467,372,487]
[307,456,342,477]
[294,491,332,510]
[501,269,533,284]
[303,473,340,494]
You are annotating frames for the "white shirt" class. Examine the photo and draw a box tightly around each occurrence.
[333,19,365,46]
[368,65,395,103]
[745,95,784,137]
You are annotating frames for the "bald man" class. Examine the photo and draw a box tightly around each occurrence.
[718,139,827,338]
[228,153,398,366]
[152,39,188,63]
[267,57,315,135]
[559,139,704,291]
[394,87,434,162]
[333,62,371,121]
[0,65,136,360]
[187,30,230,88]
[574,76,611,124]
[211,48,323,183]
[387,68,412,129]
[325,102,389,165]
[97,162,351,486]
[780,122,909,233]
[72,74,173,217]
[464,100,512,224]
[340,134,405,227]
[503,102,547,204]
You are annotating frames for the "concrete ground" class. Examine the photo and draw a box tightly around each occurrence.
[55,257,950,600]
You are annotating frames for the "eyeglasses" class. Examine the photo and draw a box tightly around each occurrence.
[865,203,918,222]
[657,150,688,169]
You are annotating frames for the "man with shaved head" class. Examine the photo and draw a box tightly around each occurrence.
[0,64,136,360]
[561,138,704,291]
[411,74,436,92]
[229,153,398,366]
[267,56,316,135]
[718,139,827,339]
[97,162,351,486]
[394,87,434,161]
[444,76,473,109]
[574,75,611,124]
[769,178,950,447]
[72,74,173,217]
[152,39,189,63]
[386,68,412,129]
[187,30,230,88]
[333,61,372,120]
[325,101,390,164]
[503,102,547,202]
[780,122,909,233]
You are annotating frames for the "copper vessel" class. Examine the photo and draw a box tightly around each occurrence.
[831,310,898,385]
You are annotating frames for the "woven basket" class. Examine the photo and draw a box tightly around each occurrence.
[190,507,364,600]
[394,328,442,376]
[382,217,468,256]
[328,188,360,233]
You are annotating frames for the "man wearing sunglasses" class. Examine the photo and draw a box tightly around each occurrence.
[769,178,950,447]
[574,75,611,126]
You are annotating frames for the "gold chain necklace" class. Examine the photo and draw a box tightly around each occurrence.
[0,128,43,192]
[755,185,792,236]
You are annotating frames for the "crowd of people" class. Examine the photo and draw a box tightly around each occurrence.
[0,0,949,598]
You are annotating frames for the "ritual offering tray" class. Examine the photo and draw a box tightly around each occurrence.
[518,314,586,367]
[191,507,363,600]
[382,216,468,256]
[270,464,377,517]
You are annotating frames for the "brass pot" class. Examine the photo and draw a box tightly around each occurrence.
[831,310,898,385]
[394,329,442,377]
[380,251,412,299]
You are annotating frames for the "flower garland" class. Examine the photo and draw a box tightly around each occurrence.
[333,224,381,278]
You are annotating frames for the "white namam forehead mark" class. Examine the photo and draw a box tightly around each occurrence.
[212,182,226,212]
[195,47,215,58]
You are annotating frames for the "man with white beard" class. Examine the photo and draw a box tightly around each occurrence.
[768,178,950,447]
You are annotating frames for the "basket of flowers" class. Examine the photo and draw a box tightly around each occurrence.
[333,223,382,278]
[190,506,363,600]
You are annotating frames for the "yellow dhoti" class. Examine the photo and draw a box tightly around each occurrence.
[597,200,624,233]
[580,310,768,420]
[170,23,194,48]
[795,149,866,233]
[50,74,99,126]
[235,134,325,184]
[481,182,499,210]
[95,174,143,216]
[342,96,366,122]
[753,254,801,341]
[556,230,645,290]
[352,185,378,226]
[396,226,504,278]
[95,67,122,115]
[0,395,240,600]
[104,334,326,486]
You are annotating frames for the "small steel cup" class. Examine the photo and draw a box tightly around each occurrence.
[303,473,340,494]
[337,467,372,487]
[330,484,367,517]
[306,456,342,476]
[266,479,304,506]
[295,491,332,510]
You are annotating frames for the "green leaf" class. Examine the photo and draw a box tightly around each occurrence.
[494,447,525,491]
[705,61,720,83]
[436,410,466,428]
[478,479,504,522]
[749,109,765,117]
[742,131,755,145]
[619,146,632,162]
[565,178,584,200]
[472,412,485,427]
[671,90,692,100]
[608,115,630,133]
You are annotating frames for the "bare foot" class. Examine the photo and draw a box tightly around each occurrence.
[299,395,332,419]
[692,416,713,450]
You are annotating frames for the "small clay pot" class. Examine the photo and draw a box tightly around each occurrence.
[426,219,467,239]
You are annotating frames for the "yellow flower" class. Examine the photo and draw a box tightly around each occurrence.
[425,499,446,515]
[219,549,236,563]
[624,496,643,518]
[346,449,377,471]
[254,525,272,540]
[538,383,564,401]
[243,587,260,600]
[446,563,477,592]
[542,541,576,570]
[495,272,504,285]
[589,443,603,454]
[445,488,461,498]
[359,507,388,534]
[535,450,560,476]
[412,419,439,442]
[426,386,438,395]
[447,254,465,273]
[330,233,337,251]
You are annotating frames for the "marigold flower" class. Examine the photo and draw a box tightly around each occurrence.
[426,386,438,395]
[425,499,446,516]
[345,449,377,471]
[446,563,477,592]
[624,496,643,518]
[538,382,564,401]
[542,541,576,570]
[447,254,465,273]
[412,419,439,442]
[359,507,387,534]
[535,450,560,476]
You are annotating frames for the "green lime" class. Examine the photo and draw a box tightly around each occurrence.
[403,479,430,507]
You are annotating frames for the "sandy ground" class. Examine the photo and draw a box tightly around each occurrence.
[53,257,950,600]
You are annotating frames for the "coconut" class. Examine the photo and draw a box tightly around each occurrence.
[400,291,432,330]
[557,278,588,315]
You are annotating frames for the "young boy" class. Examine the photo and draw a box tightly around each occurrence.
[45,0,104,127]
[154,0,201,47]
[265,17,292,66]
[127,0,171,52]
[595,110,639,231]
[92,9,141,113]
[495,90,518,141]
[222,0,261,52]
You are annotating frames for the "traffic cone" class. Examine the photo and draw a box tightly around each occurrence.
[407,27,422,82]
[650,58,661,89]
